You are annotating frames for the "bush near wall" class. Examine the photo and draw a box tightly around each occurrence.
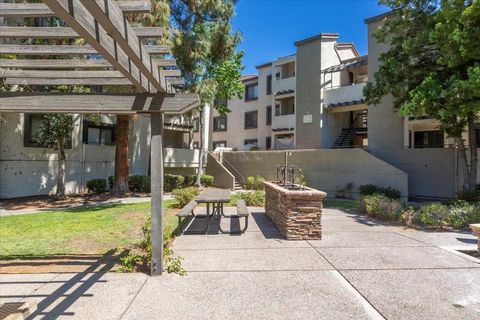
[245,175,264,190]
[200,174,214,187]
[129,175,151,192]
[106,173,216,193]
[359,184,401,199]
[357,194,403,221]
[237,190,265,206]
[357,194,480,230]
[86,178,107,193]
[164,174,185,192]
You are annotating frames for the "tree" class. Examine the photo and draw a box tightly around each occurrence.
[364,0,480,191]
[169,0,244,186]
[35,114,76,199]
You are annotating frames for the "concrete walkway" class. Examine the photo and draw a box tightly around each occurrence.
[1,207,479,319]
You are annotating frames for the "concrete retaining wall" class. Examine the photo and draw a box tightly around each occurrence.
[220,149,409,199]
[205,153,235,189]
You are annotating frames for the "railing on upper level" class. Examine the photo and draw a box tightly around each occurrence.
[324,82,366,107]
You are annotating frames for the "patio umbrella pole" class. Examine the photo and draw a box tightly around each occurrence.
[150,112,164,275]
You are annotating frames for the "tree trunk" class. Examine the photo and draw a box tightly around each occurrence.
[113,115,130,195]
[196,109,204,187]
[55,137,66,199]
[468,118,478,190]
[456,136,470,191]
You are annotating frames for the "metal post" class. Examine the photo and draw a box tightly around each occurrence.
[150,113,164,275]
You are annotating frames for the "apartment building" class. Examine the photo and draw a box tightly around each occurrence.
[196,33,365,151]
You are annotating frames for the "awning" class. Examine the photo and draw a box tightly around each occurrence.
[322,55,368,73]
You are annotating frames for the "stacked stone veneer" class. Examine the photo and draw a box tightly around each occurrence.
[264,181,327,240]
[471,224,480,253]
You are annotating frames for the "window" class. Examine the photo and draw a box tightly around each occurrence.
[23,114,72,148]
[413,131,444,148]
[244,111,258,129]
[266,137,271,149]
[348,71,354,85]
[266,75,272,95]
[213,141,227,149]
[245,83,258,101]
[82,120,116,146]
[213,116,227,132]
[266,106,272,125]
[244,139,258,146]
[192,118,199,132]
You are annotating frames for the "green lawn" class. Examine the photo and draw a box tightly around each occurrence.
[0,200,177,259]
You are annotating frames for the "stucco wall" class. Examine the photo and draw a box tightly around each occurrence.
[295,38,323,149]
[205,153,235,189]
[0,113,201,199]
[220,149,408,199]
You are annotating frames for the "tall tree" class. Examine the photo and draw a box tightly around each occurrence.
[169,0,244,185]
[35,114,76,199]
[364,0,480,191]
[109,1,171,195]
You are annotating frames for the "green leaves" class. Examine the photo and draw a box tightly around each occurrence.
[35,114,76,146]
[365,0,480,137]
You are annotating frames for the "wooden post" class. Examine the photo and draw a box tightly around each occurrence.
[150,112,164,275]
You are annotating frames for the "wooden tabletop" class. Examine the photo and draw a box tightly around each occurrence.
[195,188,231,203]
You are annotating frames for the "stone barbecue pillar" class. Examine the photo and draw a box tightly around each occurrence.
[264,181,327,240]
[471,224,480,254]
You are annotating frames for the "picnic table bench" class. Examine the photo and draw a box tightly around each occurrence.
[176,189,248,234]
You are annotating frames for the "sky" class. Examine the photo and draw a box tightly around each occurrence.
[231,0,390,74]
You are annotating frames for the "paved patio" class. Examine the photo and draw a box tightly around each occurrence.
[1,207,479,319]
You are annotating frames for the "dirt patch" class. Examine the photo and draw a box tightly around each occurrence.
[0,253,124,274]
[0,193,152,211]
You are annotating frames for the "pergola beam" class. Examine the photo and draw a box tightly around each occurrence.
[0,93,200,114]
[0,69,124,78]
[0,1,152,17]
[0,58,176,69]
[79,0,165,92]
[42,0,149,92]
[4,78,133,86]
[0,27,163,39]
[0,44,170,56]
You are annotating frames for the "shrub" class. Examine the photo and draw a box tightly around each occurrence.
[400,207,417,227]
[183,175,197,187]
[164,174,185,192]
[86,178,107,193]
[359,184,401,199]
[444,201,480,228]
[172,187,200,208]
[200,174,214,186]
[129,175,151,192]
[456,189,480,202]
[357,194,403,221]
[108,176,114,189]
[414,203,450,229]
[237,190,265,206]
[245,175,264,190]
[359,184,378,196]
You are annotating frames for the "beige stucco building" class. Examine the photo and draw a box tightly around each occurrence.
[195,32,365,152]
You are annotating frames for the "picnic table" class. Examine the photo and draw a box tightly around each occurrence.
[194,188,231,232]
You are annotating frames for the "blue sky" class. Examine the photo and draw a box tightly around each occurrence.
[232,0,389,74]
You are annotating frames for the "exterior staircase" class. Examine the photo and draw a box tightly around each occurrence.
[233,180,242,190]
[332,128,354,148]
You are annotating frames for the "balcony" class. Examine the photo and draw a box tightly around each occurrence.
[272,114,295,131]
[324,82,366,108]
[163,147,205,168]
[272,76,296,95]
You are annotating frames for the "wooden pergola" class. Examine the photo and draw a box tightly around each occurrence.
[0,0,200,275]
